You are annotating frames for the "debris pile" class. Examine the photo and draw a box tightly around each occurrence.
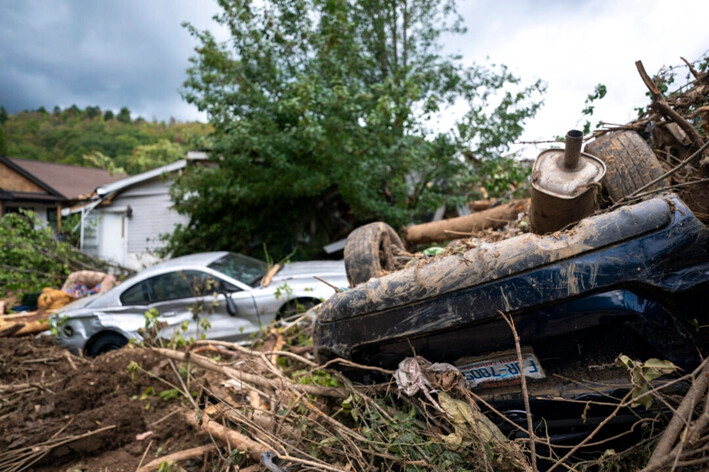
[1,270,120,339]
[591,56,709,218]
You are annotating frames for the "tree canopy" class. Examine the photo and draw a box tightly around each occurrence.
[167,0,545,259]
[0,105,211,174]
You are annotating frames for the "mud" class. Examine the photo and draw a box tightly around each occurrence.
[0,336,208,472]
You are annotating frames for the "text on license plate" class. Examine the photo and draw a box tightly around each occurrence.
[458,352,545,387]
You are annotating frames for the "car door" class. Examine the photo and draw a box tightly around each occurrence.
[183,270,262,342]
[141,271,202,342]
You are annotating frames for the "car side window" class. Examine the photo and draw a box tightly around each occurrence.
[120,281,149,305]
[184,271,241,296]
[147,271,194,302]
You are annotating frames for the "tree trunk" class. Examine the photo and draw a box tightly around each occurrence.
[402,199,529,246]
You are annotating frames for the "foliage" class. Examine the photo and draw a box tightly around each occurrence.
[581,83,607,134]
[0,104,211,175]
[167,0,545,259]
[617,354,679,409]
[0,211,89,294]
[124,139,186,174]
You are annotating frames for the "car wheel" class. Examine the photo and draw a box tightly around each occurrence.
[344,222,405,287]
[584,130,668,203]
[278,298,318,319]
[86,332,128,357]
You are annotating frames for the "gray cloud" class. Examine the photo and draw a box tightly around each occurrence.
[0,0,220,121]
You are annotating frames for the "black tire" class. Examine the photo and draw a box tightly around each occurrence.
[344,222,405,287]
[86,332,128,357]
[584,130,668,202]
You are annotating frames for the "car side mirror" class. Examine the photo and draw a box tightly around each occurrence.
[222,291,237,317]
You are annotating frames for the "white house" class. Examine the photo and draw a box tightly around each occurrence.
[72,152,207,271]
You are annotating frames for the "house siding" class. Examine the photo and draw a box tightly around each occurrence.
[109,178,188,255]
[80,160,198,271]
[0,161,47,193]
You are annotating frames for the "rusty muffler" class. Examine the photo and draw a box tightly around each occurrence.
[530,130,606,234]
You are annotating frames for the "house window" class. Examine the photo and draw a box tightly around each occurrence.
[47,208,58,229]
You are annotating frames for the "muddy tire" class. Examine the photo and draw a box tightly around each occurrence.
[584,131,668,202]
[86,332,128,357]
[344,222,405,287]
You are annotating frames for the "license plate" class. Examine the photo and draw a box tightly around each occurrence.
[458,351,545,388]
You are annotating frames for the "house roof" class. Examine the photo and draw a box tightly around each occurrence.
[96,159,187,197]
[5,157,125,200]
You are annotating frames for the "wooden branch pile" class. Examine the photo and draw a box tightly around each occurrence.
[144,320,534,472]
[135,315,709,472]
[592,54,709,218]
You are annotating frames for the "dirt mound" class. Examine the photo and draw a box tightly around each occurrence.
[0,336,206,472]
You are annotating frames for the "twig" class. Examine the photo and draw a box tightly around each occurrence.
[499,311,537,472]
[135,440,153,472]
[643,360,709,470]
[547,392,633,472]
[622,177,709,202]
[636,60,706,148]
[681,56,702,80]
[155,347,348,398]
[318,357,395,375]
[314,275,344,293]
[615,140,709,205]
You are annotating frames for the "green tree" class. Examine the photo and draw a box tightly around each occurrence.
[117,107,132,124]
[81,150,126,175]
[103,109,115,121]
[1,106,210,172]
[169,0,544,259]
[85,105,101,119]
[0,106,7,125]
[124,139,184,174]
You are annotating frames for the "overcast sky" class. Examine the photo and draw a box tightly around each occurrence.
[1,0,707,159]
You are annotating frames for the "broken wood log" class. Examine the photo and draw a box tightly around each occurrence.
[182,410,268,460]
[470,199,497,211]
[260,264,282,288]
[136,444,216,472]
[401,199,530,246]
[12,320,49,336]
[0,323,25,337]
[0,309,55,337]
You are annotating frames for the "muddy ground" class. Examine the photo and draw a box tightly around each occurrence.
[0,336,214,472]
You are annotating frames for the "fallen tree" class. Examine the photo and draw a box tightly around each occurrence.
[401,199,530,246]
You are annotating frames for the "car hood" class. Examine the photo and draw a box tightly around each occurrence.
[272,260,345,282]
[58,294,101,314]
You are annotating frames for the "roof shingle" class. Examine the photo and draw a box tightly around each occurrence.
[8,158,125,200]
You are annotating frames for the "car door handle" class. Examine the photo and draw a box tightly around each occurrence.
[162,311,177,317]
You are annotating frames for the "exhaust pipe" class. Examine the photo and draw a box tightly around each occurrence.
[563,129,583,169]
[530,130,606,234]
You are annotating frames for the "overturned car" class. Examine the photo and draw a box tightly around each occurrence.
[313,131,709,439]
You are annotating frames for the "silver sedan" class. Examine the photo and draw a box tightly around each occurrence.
[54,252,348,356]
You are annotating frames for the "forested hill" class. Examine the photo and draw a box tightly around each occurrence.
[0,105,211,175]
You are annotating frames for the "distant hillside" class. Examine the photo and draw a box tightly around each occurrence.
[0,105,212,175]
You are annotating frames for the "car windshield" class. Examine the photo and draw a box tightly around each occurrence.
[208,253,268,287]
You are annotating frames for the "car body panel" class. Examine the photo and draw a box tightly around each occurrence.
[312,194,709,437]
[56,252,347,355]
